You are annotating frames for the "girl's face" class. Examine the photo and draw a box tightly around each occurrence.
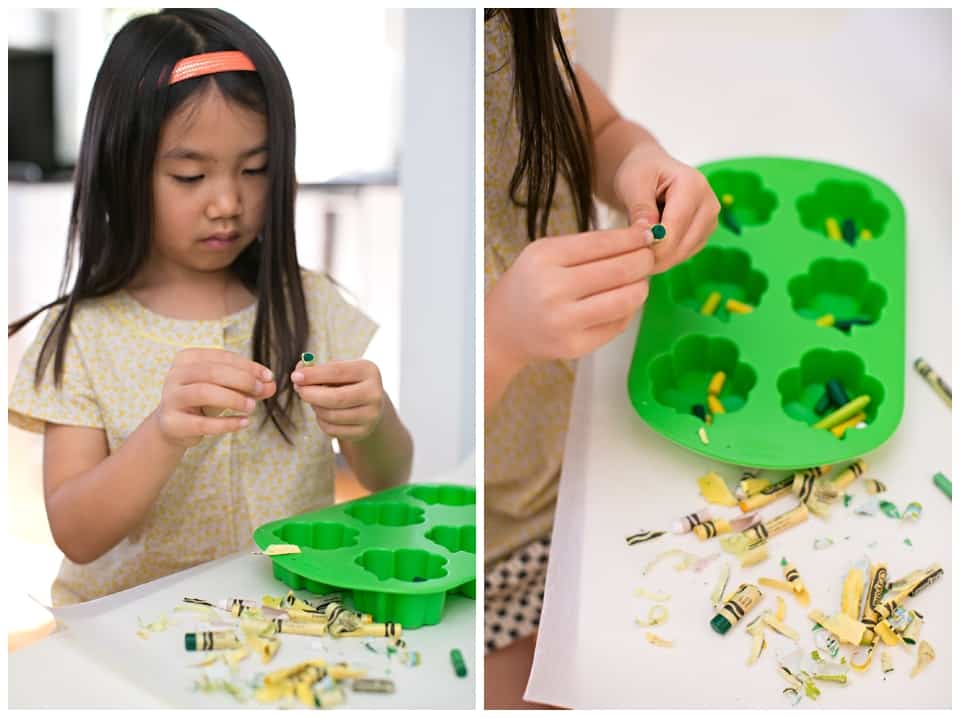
[151,84,269,276]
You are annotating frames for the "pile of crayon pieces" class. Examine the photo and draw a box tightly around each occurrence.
[692,371,728,425]
[812,378,869,438]
[824,215,872,246]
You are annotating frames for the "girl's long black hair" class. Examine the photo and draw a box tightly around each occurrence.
[8,8,307,442]
[486,9,595,241]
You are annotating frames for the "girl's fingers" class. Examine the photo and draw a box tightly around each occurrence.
[182,413,250,437]
[568,247,655,300]
[654,183,698,269]
[572,278,650,329]
[296,381,374,411]
[175,347,273,382]
[175,382,256,415]
[313,404,380,427]
[655,197,719,275]
[176,361,270,398]
[314,417,369,440]
[546,225,649,267]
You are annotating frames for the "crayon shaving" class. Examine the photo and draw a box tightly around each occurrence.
[136,614,170,639]
[645,632,674,648]
[775,596,787,622]
[253,544,302,556]
[640,549,703,576]
[761,612,799,641]
[692,552,722,572]
[746,628,766,665]
[739,544,769,568]
[758,577,794,594]
[697,472,737,506]
[813,537,834,550]
[710,563,730,608]
[881,651,894,679]
[901,502,922,521]
[635,605,669,627]
[634,588,671,602]
[192,673,249,702]
[864,479,887,494]
[910,641,935,678]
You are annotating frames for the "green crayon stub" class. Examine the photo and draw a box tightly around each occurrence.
[710,614,732,635]
[651,224,667,241]
[933,472,951,499]
[301,352,315,366]
[450,648,467,677]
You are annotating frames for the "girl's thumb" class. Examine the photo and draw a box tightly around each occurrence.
[627,200,661,229]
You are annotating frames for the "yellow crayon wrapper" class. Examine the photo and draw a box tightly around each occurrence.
[738,476,771,497]
[329,664,368,681]
[861,563,887,626]
[267,619,327,637]
[740,544,769,568]
[693,519,732,540]
[910,641,935,678]
[875,620,901,646]
[814,395,871,430]
[700,291,722,316]
[708,371,727,395]
[758,577,795,594]
[707,394,726,415]
[698,471,738,507]
[841,568,865,620]
[334,622,402,639]
[726,298,753,315]
[830,412,867,438]
[816,313,836,327]
[825,216,842,239]
[745,503,809,543]
[831,459,868,491]
[738,474,795,512]
[264,658,327,686]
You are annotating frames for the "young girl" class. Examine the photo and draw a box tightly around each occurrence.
[8,9,412,607]
[483,9,720,707]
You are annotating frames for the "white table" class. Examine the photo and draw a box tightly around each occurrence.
[9,550,475,709]
[525,10,951,708]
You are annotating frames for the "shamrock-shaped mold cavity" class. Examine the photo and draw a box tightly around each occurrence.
[777,349,885,437]
[788,258,887,333]
[796,180,890,246]
[274,521,359,550]
[355,548,448,583]
[345,502,425,527]
[669,246,768,321]
[425,525,476,554]
[707,169,778,235]
[407,485,475,506]
[649,335,757,418]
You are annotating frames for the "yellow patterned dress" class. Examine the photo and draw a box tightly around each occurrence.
[484,9,582,653]
[8,268,375,606]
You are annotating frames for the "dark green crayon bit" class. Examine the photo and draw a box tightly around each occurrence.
[450,648,467,677]
[814,390,832,416]
[651,224,667,241]
[933,472,951,500]
[691,404,708,422]
[720,207,742,235]
[841,218,857,245]
[826,379,849,408]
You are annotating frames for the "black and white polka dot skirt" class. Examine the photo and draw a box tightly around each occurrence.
[484,537,550,654]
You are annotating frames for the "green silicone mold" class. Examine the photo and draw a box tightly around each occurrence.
[253,483,476,629]
[628,157,905,468]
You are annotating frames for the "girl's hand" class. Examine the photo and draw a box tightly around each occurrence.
[612,144,721,275]
[155,348,276,449]
[486,224,655,374]
[292,359,385,441]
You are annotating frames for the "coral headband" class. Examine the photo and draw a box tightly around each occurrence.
[169,51,256,85]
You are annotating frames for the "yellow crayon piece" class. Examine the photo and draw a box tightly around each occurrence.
[860,228,873,240]
[738,476,772,498]
[721,193,734,206]
[815,313,836,327]
[738,474,795,512]
[328,664,368,681]
[707,394,726,415]
[263,658,327,686]
[814,395,871,430]
[334,622,403,639]
[740,544,769,568]
[814,611,867,646]
[790,464,833,504]
[708,371,727,395]
[841,568,865,620]
[825,217,842,240]
[260,544,302,556]
[743,503,809,543]
[700,291,722,316]
[184,631,242,651]
[830,412,867,438]
[776,596,787,622]
[831,459,867,491]
[265,619,327,637]
[697,472,737,506]
[875,620,901,646]
[762,612,799,640]
[645,632,674,648]
[698,426,710,444]
[758,577,795,594]
[300,352,316,367]
[782,559,811,606]
[725,298,753,315]
[693,519,732,540]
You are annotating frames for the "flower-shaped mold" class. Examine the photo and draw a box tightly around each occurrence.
[425,525,476,554]
[407,485,475,506]
[788,258,887,333]
[649,335,757,417]
[345,502,425,527]
[356,548,448,583]
[669,246,768,321]
[273,521,359,550]
[707,169,778,235]
[796,180,890,245]
[777,349,885,435]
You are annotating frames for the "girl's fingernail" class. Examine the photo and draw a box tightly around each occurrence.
[261,368,274,381]
[643,228,655,245]
[245,398,255,411]
[240,417,250,426]
[291,371,304,383]
[254,381,263,393]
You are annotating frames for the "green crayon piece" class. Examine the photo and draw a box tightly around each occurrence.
[720,207,742,235]
[933,472,951,500]
[450,648,467,677]
[301,352,316,366]
[826,379,850,408]
[651,224,667,241]
[814,390,832,415]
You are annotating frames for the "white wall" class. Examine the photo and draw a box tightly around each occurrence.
[398,9,476,480]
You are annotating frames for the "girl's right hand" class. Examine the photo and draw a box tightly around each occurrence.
[486,224,655,375]
[154,348,277,449]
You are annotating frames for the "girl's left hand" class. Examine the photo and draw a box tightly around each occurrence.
[612,144,721,275]
[292,359,385,440]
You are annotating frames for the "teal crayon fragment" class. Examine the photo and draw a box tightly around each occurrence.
[720,207,742,235]
[651,224,667,241]
[841,218,857,245]
[933,472,951,499]
[450,648,467,677]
